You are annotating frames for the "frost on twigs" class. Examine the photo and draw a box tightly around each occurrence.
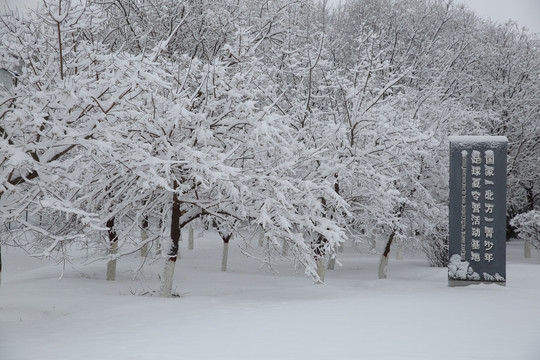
[448,254,480,281]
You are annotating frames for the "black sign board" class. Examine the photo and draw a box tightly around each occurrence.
[448,136,507,285]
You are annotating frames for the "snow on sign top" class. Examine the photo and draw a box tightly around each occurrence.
[448,136,508,143]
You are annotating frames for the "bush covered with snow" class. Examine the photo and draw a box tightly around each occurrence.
[511,210,540,251]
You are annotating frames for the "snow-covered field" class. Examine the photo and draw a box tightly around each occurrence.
[1,235,540,360]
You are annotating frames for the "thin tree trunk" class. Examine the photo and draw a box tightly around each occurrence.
[160,181,181,297]
[140,215,149,257]
[379,200,407,279]
[188,227,194,250]
[327,255,336,270]
[313,232,327,284]
[258,226,264,246]
[106,217,118,281]
[378,254,389,279]
[106,242,118,280]
[221,234,232,272]
[327,245,338,270]
[378,230,396,279]
[155,239,162,256]
[315,257,325,284]
[221,242,229,272]
[524,185,534,259]
[524,239,532,258]
[156,208,164,256]
[56,0,64,80]
[369,237,377,254]
[334,181,344,256]
[0,243,2,288]
[395,238,404,260]
[282,239,288,256]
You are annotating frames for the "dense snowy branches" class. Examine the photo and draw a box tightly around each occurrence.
[511,211,540,252]
[1,0,539,289]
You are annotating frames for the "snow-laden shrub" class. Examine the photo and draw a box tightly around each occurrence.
[511,210,540,251]
[422,224,449,267]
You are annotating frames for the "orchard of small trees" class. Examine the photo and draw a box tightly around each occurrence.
[1,0,539,295]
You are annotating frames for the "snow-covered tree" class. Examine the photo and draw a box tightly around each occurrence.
[1,1,113,257]
[3,0,539,290]
[511,211,540,253]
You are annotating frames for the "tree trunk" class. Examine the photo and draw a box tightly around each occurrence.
[188,227,194,250]
[221,242,229,272]
[395,238,404,260]
[221,234,232,272]
[160,181,181,297]
[328,244,340,270]
[313,233,327,284]
[378,254,389,279]
[327,245,337,270]
[282,239,288,256]
[524,239,532,258]
[0,243,2,288]
[327,255,336,270]
[106,242,118,281]
[378,230,396,279]
[56,0,64,80]
[160,259,176,298]
[258,226,264,246]
[106,217,118,281]
[156,208,164,256]
[334,181,344,255]
[522,185,534,260]
[315,257,325,284]
[155,239,162,256]
[140,215,149,257]
[369,236,377,254]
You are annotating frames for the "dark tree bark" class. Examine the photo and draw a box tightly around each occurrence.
[169,180,181,263]
[140,214,150,257]
[106,216,118,280]
[160,180,182,297]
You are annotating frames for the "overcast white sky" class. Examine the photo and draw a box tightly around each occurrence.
[456,0,540,34]
[325,0,539,35]
[2,0,540,35]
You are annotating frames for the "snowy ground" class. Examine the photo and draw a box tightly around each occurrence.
[1,234,540,360]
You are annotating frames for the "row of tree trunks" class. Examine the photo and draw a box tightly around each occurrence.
[102,185,199,294]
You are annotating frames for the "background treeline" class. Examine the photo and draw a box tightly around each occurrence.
[1,0,538,293]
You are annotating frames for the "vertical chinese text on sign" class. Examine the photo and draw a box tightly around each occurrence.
[448,136,507,285]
